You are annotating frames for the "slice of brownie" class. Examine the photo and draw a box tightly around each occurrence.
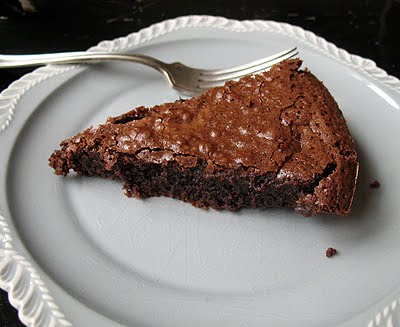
[49,59,358,216]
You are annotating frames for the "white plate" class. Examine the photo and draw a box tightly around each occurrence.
[0,15,400,327]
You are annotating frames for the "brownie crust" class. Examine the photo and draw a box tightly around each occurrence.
[49,59,358,216]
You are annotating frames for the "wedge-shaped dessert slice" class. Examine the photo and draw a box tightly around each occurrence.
[49,59,358,216]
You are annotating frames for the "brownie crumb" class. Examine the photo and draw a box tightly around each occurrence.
[326,247,338,257]
[370,181,380,189]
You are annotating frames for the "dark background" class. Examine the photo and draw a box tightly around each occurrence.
[0,0,399,325]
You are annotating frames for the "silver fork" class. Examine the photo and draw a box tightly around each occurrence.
[0,47,298,95]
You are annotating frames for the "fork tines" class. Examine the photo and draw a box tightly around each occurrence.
[198,47,299,88]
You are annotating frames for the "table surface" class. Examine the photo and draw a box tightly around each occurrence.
[0,0,399,325]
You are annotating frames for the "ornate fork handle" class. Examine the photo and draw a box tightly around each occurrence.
[0,52,169,74]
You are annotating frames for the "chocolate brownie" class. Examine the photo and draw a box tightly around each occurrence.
[49,59,359,216]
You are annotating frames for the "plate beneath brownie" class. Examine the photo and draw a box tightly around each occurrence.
[1,16,400,327]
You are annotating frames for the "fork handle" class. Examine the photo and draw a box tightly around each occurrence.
[0,51,168,73]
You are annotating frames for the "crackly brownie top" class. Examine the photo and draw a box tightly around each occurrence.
[63,61,354,181]
[64,59,355,182]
